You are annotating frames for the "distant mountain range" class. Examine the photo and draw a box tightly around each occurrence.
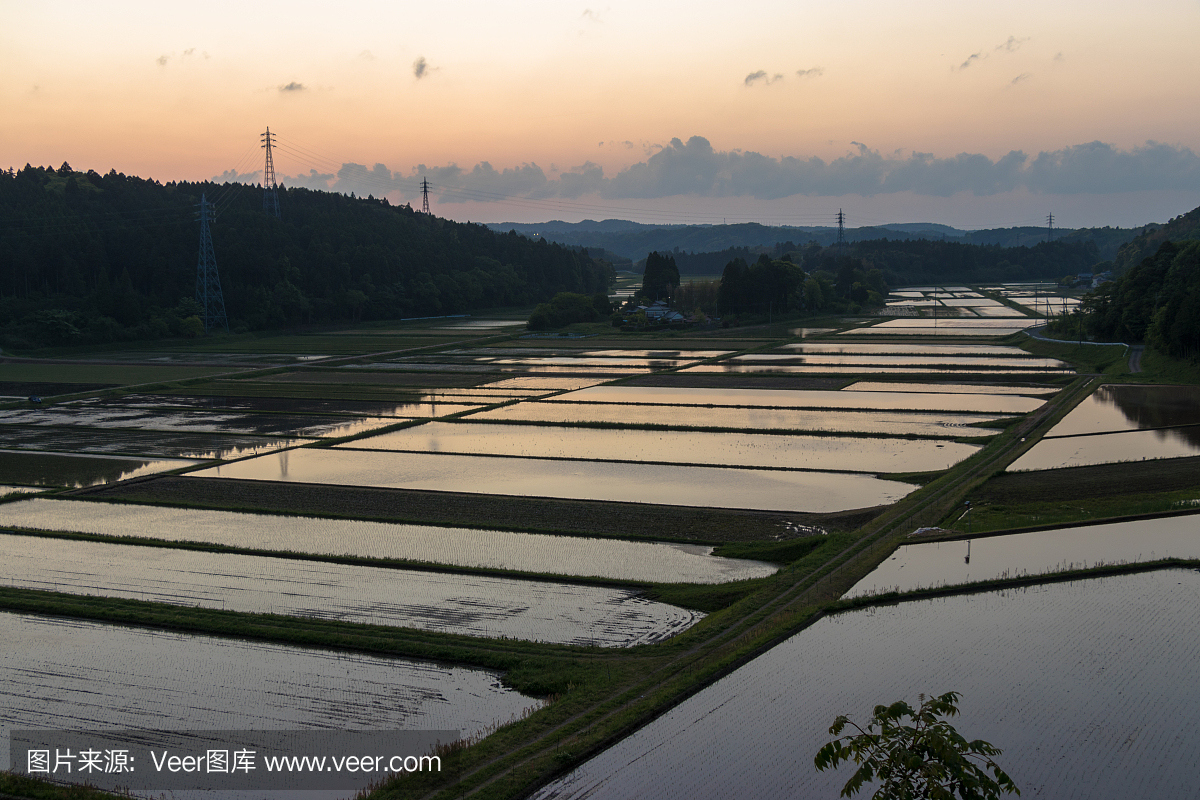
[485,219,1143,266]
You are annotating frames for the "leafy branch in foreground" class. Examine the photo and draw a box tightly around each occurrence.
[814,691,1019,799]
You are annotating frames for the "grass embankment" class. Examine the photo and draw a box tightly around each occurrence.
[0,363,240,386]
[0,770,127,800]
[1018,337,1129,375]
[1135,348,1200,384]
[947,456,1200,533]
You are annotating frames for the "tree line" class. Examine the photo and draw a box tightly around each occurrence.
[0,163,612,349]
[1052,239,1200,359]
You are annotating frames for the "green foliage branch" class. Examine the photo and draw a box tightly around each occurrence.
[814,691,1019,800]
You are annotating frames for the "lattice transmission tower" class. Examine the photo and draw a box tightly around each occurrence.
[421,177,431,214]
[262,127,280,217]
[1046,212,1055,243]
[835,208,847,256]
[195,194,229,333]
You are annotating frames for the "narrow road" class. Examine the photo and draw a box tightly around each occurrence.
[1129,345,1145,373]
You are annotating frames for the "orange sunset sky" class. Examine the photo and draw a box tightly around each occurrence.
[3,0,1199,228]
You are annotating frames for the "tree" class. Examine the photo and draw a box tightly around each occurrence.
[814,692,1019,800]
[641,251,680,301]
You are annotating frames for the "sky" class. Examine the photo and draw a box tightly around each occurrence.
[3,0,1200,229]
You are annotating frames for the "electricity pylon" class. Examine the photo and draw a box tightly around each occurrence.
[262,127,280,217]
[195,194,229,333]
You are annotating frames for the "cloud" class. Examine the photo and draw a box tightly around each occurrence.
[796,67,824,79]
[359,50,375,60]
[211,168,262,184]
[278,82,305,92]
[269,139,1200,203]
[957,52,982,70]
[1011,73,1031,85]
[582,8,603,22]
[156,55,169,66]
[996,36,1029,53]
[413,56,430,79]
[183,48,195,56]
[744,70,784,87]
[1054,51,1065,62]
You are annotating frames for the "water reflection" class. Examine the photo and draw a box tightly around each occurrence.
[0,497,777,584]
[530,569,1200,800]
[845,513,1200,597]
[346,421,983,473]
[0,533,702,646]
[190,449,916,513]
[1048,384,1200,445]
[1009,427,1200,471]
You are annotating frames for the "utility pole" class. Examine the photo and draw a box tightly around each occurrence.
[421,177,431,214]
[262,127,280,218]
[1046,212,1054,243]
[195,194,229,333]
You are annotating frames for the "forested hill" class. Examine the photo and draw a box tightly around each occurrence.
[847,238,1101,285]
[1065,239,1200,358]
[489,219,1139,263]
[0,164,610,349]
[1111,205,1200,274]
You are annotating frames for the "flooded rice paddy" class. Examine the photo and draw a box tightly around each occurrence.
[551,385,1044,414]
[1008,426,1200,471]
[1046,384,1200,437]
[0,427,306,460]
[733,354,1066,368]
[0,485,45,496]
[0,450,198,488]
[778,343,1032,355]
[190,449,915,512]
[344,421,982,472]
[0,533,701,646]
[469,402,1007,436]
[532,568,1200,800]
[843,381,1058,395]
[484,376,609,390]
[0,498,777,584]
[67,393,484,418]
[845,513,1200,597]
[684,364,1069,376]
[0,610,538,761]
[0,407,398,438]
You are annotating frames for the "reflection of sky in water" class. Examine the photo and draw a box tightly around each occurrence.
[0,533,702,646]
[1009,427,1200,471]
[557,385,1043,413]
[0,611,537,782]
[780,343,1026,355]
[191,449,915,513]
[531,569,1200,800]
[844,382,1058,396]
[687,363,1071,375]
[845,513,1200,597]
[472,402,1009,437]
[731,354,1067,368]
[65,393,481,418]
[346,421,982,473]
[0,407,399,438]
[0,498,776,584]
[0,450,199,488]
